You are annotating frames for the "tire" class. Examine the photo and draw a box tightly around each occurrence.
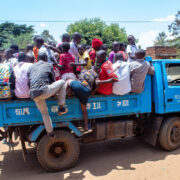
[159,116,180,151]
[37,130,80,172]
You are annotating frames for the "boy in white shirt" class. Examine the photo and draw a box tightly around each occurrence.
[126,35,138,63]
[113,53,131,95]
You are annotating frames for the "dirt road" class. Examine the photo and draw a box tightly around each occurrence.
[1,137,180,180]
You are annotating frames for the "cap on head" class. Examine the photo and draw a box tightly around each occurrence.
[92,38,103,48]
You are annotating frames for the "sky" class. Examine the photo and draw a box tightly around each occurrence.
[0,0,179,49]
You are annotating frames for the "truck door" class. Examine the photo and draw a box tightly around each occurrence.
[162,62,180,113]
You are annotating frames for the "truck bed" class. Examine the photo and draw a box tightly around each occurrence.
[0,76,151,127]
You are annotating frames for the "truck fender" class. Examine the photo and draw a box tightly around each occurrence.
[144,115,163,146]
[27,122,83,142]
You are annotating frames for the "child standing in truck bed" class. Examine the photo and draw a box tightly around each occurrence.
[59,42,76,81]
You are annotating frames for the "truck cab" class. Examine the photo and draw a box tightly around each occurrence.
[153,60,180,114]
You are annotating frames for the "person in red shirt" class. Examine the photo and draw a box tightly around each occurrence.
[89,38,103,65]
[118,42,128,61]
[95,50,118,95]
[59,42,76,81]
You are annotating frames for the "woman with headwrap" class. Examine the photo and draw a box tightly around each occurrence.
[89,38,103,66]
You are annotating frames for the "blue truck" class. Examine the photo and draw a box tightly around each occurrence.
[0,58,180,171]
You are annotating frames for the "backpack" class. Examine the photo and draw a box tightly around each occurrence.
[0,64,13,99]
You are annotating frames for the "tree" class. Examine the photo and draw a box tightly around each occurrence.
[41,30,57,43]
[154,32,168,46]
[0,22,34,49]
[66,18,127,48]
[1,32,34,50]
[169,11,180,36]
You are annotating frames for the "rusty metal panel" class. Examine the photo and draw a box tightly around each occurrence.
[96,122,106,140]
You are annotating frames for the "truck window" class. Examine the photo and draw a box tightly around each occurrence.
[166,63,180,86]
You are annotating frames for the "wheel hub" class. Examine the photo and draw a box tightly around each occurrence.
[49,142,65,157]
[54,147,63,154]
[171,126,180,142]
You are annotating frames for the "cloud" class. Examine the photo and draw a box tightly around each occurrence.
[39,23,47,27]
[152,15,175,22]
[137,30,159,49]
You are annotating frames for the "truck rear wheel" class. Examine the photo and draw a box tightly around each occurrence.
[37,130,80,172]
[159,117,180,151]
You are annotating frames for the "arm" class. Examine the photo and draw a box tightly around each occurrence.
[69,62,87,67]
[92,78,116,95]
[10,69,15,98]
[128,53,136,60]
[113,64,121,72]
[44,43,61,54]
[127,45,136,60]
[148,65,155,75]
[96,78,117,84]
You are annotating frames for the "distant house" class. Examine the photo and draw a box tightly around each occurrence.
[146,46,177,59]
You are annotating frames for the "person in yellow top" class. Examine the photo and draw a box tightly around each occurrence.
[78,44,92,70]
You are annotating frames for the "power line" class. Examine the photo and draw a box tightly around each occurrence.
[0,20,172,23]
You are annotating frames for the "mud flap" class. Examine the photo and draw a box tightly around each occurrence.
[144,116,163,146]
[18,127,27,162]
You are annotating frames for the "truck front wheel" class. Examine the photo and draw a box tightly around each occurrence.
[159,116,180,151]
[37,130,80,172]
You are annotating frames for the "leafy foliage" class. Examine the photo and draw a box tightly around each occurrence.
[169,11,180,36]
[1,32,34,50]
[66,18,127,48]
[154,32,168,46]
[154,10,180,57]
[41,30,57,43]
[0,22,34,49]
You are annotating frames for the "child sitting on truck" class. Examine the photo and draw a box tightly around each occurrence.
[96,50,118,95]
[129,49,155,93]
[13,52,33,98]
[78,44,92,70]
[112,53,131,95]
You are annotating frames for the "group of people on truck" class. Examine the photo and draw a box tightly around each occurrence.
[0,32,154,141]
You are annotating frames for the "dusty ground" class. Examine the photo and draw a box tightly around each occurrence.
[1,137,180,180]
